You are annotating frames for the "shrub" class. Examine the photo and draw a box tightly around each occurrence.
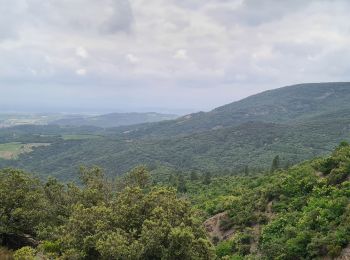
[13,246,36,260]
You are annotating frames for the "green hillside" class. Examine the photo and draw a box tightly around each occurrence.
[187,142,350,259]
[114,82,350,138]
[1,83,350,180]
[0,143,349,259]
[7,114,350,180]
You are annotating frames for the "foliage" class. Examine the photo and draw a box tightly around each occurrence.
[2,83,350,180]
[119,165,151,189]
[0,166,214,259]
[0,144,349,259]
[0,169,47,236]
[187,143,350,259]
[13,246,36,260]
[270,155,280,173]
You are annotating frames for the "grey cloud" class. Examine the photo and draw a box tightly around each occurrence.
[0,0,27,40]
[7,0,134,36]
[1,0,350,113]
[100,0,134,33]
[204,0,314,27]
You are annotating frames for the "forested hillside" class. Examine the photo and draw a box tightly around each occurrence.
[0,83,350,180]
[1,143,349,259]
[112,82,350,138]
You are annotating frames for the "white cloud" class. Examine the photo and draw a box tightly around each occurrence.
[76,68,87,76]
[173,49,188,60]
[126,54,140,64]
[76,47,89,59]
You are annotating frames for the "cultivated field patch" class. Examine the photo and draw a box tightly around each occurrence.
[0,142,50,159]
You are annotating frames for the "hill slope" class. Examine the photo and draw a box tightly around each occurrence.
[188,143,350,259]
[115,82,350,138]
[9,113,350,180]
[1,82,350,180]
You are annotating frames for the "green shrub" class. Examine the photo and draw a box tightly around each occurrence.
[216,240,234,258]
[13,246,36,260]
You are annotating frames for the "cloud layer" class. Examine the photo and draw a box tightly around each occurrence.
[1,0,350,113]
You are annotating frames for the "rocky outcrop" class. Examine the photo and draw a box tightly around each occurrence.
[203,212,234,242]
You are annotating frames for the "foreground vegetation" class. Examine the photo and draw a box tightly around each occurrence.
[0,166,214,259]
[1,143,349,259]
[186,142,350,259]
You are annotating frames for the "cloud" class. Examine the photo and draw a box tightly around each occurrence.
[126,54,140,64]
[1,0,350,113]
[76,69,87,76]
[173,49,188,60]
[76,47,89,59]
[0,0,133,42]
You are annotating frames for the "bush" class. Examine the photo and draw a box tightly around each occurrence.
[13,246,36,260]
[216,240,234,258]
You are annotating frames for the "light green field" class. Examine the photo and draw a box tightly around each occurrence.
[0,142,50,160]
[61,134,102,140]
[0,113,87,128]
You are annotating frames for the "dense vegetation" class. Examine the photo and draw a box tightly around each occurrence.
[1,83,350,180]
[185,142,350,259]
[1,143,349,259]
[0,166,214,259]
[1,111,350,180]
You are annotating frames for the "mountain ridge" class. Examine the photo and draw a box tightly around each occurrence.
[2,82,350,180]
[112,82,350,139]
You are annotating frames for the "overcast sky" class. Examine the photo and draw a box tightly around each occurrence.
[1,0,350,114]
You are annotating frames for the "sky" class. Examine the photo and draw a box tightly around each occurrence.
[1,0,350,114]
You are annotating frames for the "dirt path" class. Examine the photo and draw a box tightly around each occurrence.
[336,245,350,260]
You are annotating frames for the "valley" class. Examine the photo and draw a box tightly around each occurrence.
[1,83,350,181]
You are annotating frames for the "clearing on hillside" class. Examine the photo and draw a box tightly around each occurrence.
[0,142,50,160]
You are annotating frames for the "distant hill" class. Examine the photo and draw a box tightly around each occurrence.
[50,112,178,128]
[2,82,350,180]
[114,82,350,138]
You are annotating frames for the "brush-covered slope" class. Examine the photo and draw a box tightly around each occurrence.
[116,82,350,138]
[188,143,350,259]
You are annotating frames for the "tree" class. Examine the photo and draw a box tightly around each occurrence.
[77,166,113,206]
[270,155,280,173]
[177,174,187,193]
[49,187,215,259]
[190,170,199,181]
[119,165,151,190]
[203,172,212,185]
[168,173,178,187]
[0,169,47,242]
